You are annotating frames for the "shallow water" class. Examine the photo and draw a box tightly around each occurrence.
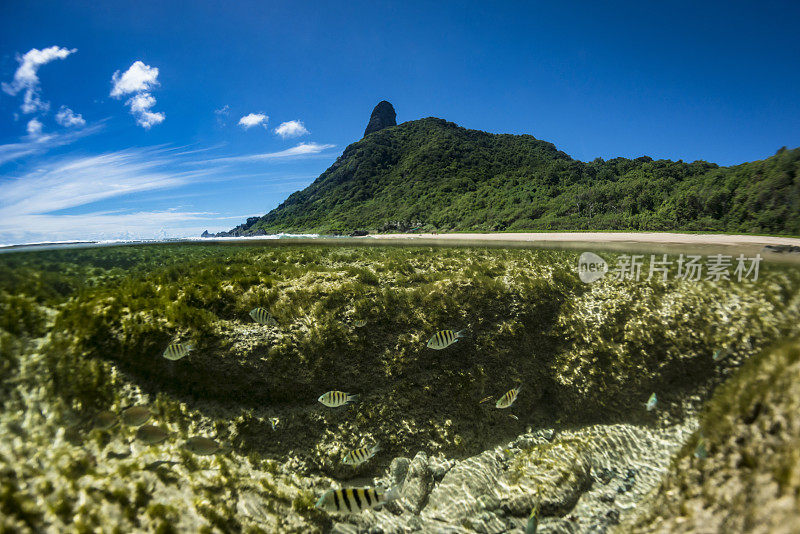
[1,242,798,532]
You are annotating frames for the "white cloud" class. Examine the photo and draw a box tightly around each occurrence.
[55,106,86,127]
[110,61,160,97]
[0,123,105,167]
[214,105,230,126]
[274,120,310,139]
[0,147,223,243]
[2,46,77,114]
[126,92,165,129]
[239,113,268,129]
[26,118,43,137]
[197,142,336,164]
[110,61,164,129]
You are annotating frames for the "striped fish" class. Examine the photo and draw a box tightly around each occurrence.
[250,307,278,326]
[318,391,359,408]
[163,342,194,361]
[426,329,466,350]
[315,487,394,514]
[342,443,380,466]
[354,319,367,328]
[495,385,522,409]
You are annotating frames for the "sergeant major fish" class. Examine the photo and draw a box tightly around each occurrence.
[250,307,278,326]
[318,391,359,408]
[315,487,397,514]
[342,443,380,466]
[163,342,194,361]
[496,385,522,409]
[427,330,466,350]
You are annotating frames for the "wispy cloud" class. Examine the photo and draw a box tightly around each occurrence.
[199,142,336,164]
[0,136,337,243]
[0,122,105,166]
[110,61,165,128]
[0,147,226,243]
[214,105,230,126]
[2,46,76,114]
[239,113,268,129]
[274,120,310,138]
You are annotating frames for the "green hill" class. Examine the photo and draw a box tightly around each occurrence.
[218,113,800,236]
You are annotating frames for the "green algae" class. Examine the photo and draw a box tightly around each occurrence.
[622,337,800,532]
[1,242,799,532]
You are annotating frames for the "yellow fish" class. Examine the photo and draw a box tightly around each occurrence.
[163,342,194,361]
[495,385,522,409]
[318,391,359,408]
[342,443,380,466]
[427,330,466,350]
[250,307,278,326]
[315,487,397,514]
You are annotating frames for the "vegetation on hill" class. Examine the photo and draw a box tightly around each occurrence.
[228,118,799,236]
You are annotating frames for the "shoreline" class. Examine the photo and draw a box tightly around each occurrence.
[367,231,800,247]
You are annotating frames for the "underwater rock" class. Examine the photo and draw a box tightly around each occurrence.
[622,338,800,533]
[763,244,800,254]
[401,451,435,514]
[423,449,505,524]
[389,456,411,486]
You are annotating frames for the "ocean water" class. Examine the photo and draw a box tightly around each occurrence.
[1,241,798,533]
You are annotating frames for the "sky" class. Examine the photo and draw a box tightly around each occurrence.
[1,0,798,244]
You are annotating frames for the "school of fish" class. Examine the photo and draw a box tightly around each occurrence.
[85,304,728,518]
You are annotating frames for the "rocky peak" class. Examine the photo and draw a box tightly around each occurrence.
[364,100,397,137]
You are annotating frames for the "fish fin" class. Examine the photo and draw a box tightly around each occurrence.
[456,330,467,338]
[370,443,381,456]
[186,343,195,351]
[347,394,360,404]
[515,384,523,394]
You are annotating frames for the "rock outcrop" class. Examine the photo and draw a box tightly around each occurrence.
[363,100,397,137]
[623,338,800,533]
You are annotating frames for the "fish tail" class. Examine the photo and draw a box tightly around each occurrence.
[346,394,360,404]
[186,343,195,351]
[515,384,523,394]
[370,442,381,456]
[456,330,467,338]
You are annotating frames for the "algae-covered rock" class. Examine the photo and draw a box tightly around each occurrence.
[2,243,800,532]
[623,338,800,533]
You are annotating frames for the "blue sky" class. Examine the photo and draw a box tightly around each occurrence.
[1,1,798,243]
